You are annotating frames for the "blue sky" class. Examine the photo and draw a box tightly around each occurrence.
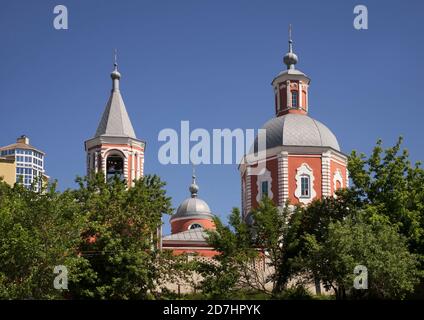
[1,0,423,234]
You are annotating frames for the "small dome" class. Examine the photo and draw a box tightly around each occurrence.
[283,51,298,67]
[111,69,121,80]
[255,113,340,151]
[171,197,214,221]
[111,63,121,80]
[170,171,215,222]
[189,183,199,196]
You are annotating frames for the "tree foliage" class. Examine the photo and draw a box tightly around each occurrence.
[0,173,173,299]
[302,211,420,299]
[0,180,84,299]
[68,173,173,299]
[200,137,424,300]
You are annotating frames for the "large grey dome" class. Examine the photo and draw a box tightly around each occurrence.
[256,114,340,151]
[171,197,214,221]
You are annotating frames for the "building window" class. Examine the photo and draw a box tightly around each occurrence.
[261,181,269,198]
[106,155,124,180]
[189,223,202,230]
[333,169,344,194]
[291,90,298,108]
[256,169,273,203]
[300,175,310,198]
[295,163,316,204]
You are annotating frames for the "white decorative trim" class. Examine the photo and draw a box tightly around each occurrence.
[345,169,349,188]
[286,80,291,108]
[276,88,280,112]
[322,152,331,197]
[246,174,251,215]
[256,168,273,203]
[333,169,343,192]
[278,151,289,206]
[294,163,316,204]
[103,148,127,159]
[242,177,246,217]
[298,81,303,108]
[94,151,99,173]
[131,151,135,186]
[188,223,203,230]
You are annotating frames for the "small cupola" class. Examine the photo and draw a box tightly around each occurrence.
[272,25,311,117]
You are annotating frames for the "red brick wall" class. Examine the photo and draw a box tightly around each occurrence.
[330,159,347,194]
[250,158,279,209]
[288,155,322,204]
[171,218,215,234]
[169,248,218,257]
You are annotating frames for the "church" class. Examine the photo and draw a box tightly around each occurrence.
[83,56,218,256]
[240,29,347,218]
[83,29,346,257]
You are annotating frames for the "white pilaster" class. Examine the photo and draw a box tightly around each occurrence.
[298,81,303,109]
[345,168,349,188]
[286,80,291,108]
[246,168,252,215]
[135,152,140,180]
[322,151,331,197]
[131,151,135,186]
[275,87,280,112]
[278,151,289,206]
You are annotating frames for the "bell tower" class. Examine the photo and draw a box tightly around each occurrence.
[84,53,145,186]
[272,25,311,117]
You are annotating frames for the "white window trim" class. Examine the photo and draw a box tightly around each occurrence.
[294,163,316,204]
[256,168,273,203]
[188,223,203,230]
[333,169,343,192]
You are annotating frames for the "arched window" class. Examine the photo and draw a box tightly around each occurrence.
[106,155,124,180]
[261,181,269,198]
[300,175,310,198]
[189,223,202,230]
[291,90,298,108]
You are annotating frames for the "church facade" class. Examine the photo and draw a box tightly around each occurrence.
[84,30,347,259]
[239,31,347,218]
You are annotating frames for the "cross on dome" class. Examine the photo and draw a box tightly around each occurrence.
[283,24,298,70]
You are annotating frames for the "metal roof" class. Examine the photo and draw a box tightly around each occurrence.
[255,113,340,151]
[0,142,45,154]
[171,197,214,221]
[162,228,209,242]
[94,65,137,139]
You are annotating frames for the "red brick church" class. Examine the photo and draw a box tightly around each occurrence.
[84,29,347,257]
[239,29,348,219]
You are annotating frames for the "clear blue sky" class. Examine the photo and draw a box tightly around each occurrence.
[1,0,423,234]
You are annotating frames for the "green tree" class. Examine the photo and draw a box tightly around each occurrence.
[348,137,424,296]
[0,179,84,299]
[198,198,304,297]
[68,173,173,299]
[302,211,420,299]
[197,208,257,299]
[250,198,303,294]
[348,137,424,255]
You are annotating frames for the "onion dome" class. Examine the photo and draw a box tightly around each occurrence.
[283,24,298,70]
[111,63,121,80]
[170,172,214,222]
